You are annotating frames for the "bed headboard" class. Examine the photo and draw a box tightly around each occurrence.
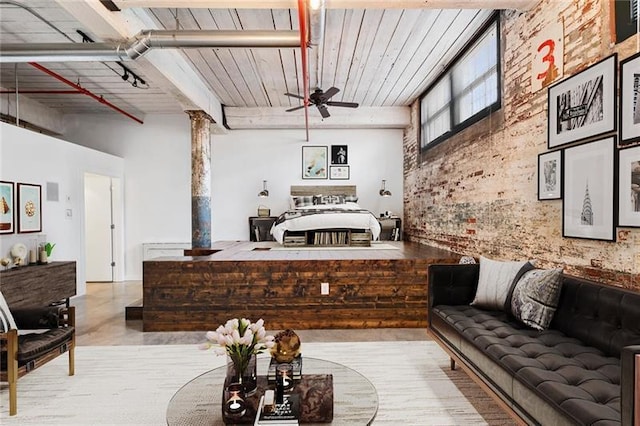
[290,185,356,196]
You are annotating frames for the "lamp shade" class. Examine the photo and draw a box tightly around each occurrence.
[379,180,391,197]
[258,180,269,198]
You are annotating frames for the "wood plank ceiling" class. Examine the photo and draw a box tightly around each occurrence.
[0,1,531,129]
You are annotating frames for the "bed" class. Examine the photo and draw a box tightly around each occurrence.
[270,185,381,246]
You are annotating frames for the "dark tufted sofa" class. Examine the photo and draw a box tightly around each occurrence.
[428,263,640,425]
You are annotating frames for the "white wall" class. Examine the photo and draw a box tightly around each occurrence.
[0,122,124,296]
[63,114,404,280]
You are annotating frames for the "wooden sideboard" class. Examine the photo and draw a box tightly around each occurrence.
[0,261,77,309]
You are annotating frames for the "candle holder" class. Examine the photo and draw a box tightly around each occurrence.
[276,363,294,391]
[223,383,246,417]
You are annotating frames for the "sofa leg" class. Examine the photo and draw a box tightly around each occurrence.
[450,358,456,370]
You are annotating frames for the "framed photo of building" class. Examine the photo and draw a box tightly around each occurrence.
[538,150,562,200]
[302,146,328,179]
[17,182,42,233]
[548,54,617,149]
[620,51,640,145]
[562,137,615,241]
[0,181,15,234]
[618,144,640,228]
[330,165,350,180]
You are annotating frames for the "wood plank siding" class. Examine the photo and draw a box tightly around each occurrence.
[142,241,458,331]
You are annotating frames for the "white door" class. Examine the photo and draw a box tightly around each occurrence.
[84,173,113,282]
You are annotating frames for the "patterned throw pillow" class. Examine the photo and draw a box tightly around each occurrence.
[510,268,563,330]
[0,290,17,332]
[313,195,345,205]
[470,256,528,310]
[294,196,314,208]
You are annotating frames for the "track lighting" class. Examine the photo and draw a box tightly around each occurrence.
[258,180,269,198]
[121,69,129,81]
[379,180,392,197]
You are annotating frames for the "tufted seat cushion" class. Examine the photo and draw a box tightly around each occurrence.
[1,327,75,370]
[433,305,622,425]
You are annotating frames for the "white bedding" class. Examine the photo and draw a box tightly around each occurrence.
[270,204,381,244]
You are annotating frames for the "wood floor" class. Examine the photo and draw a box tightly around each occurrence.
[75,281,430,346]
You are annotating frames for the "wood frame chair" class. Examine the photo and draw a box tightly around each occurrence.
[0,306,75,416]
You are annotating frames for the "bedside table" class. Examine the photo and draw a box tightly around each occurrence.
[249,216,277,242]
[378,217,402,241]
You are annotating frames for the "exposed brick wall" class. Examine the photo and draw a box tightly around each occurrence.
[403,0,640,291]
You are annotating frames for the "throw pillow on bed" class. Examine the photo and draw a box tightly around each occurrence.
[510,268,563,330]
[470,256,528,310]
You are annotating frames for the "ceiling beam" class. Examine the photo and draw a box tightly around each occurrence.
[54,0,226,132]
[112,0,538,11]
[224,106,410,129]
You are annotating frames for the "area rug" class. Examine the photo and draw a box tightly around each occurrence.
[0,341,513,425]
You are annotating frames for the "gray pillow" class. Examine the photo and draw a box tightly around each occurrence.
[471,256,528,310]
[510,268,563,330]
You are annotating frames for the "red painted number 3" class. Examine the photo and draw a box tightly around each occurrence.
[536,39,555,81]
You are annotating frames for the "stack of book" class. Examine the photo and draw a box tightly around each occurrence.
[254,393,300,426]
[267,355,302,383]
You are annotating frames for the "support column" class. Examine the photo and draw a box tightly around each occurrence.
[187,110,213,249]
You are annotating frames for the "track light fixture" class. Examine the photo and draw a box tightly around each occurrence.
[121,69,129,81]
[379,180,392,197]
[258,180,269,198]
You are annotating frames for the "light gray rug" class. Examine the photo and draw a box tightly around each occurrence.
[0,341,510,425]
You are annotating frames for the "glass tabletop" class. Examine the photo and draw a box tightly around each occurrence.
[166,356,378,425]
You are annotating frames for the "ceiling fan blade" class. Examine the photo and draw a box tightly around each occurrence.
[322,87,340,100]
[286,105,306,112]
[284,92,305,100]
[316,104,330,118]
[326,101,359,108]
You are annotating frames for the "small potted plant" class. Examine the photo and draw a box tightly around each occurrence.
[39,242,55,263]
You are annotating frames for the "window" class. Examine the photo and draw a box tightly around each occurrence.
[614,0,638,43]
[420,17,501,151]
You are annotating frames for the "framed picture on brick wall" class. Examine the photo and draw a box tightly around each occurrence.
[618,144,640,228]
[538,150,562,200]
[548,54,617,149]
[562,137,616,241]
[620,51,640,145]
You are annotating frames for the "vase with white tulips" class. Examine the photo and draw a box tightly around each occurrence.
[201,318,274,395]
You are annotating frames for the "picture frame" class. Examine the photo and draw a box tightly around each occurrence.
[548,54,617,149]
[620,52,640,145]
[302,146,328,179]
[331,145,348,165]
[618,144,640,227]
[562,137,616,241]
[17,183,42,233]
[330,165,350,180]
[0,181,15,234]
[538,150,563,200]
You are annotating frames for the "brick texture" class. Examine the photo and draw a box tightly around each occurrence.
[403,0,640,291]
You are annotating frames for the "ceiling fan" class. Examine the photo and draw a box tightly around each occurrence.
[284,87,359,118]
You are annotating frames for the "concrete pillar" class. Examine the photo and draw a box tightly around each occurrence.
[187,110,213,249]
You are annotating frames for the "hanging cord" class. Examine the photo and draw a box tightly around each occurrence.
[14,63,19,126]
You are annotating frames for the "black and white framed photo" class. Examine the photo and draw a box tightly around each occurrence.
[620,52,640,145]
[0,181,15,234]
[538,150,563,200]
[302,146,328,179]
[17,182,42,233]
[618,144,640,227]
[330,165,350,180]
[562,137,616,241]
[331,145,348,164]
[548,54,617,149]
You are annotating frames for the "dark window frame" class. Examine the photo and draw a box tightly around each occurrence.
[419,13,502,153]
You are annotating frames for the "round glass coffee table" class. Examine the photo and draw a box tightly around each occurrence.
[166,356,378,425]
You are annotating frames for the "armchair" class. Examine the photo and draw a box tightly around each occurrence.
[1,294,75,416]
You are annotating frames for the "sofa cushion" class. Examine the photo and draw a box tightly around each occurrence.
[471,257,527,310]
[510,268,563,330]
[0,290,17,332]
[432,305,621,425]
